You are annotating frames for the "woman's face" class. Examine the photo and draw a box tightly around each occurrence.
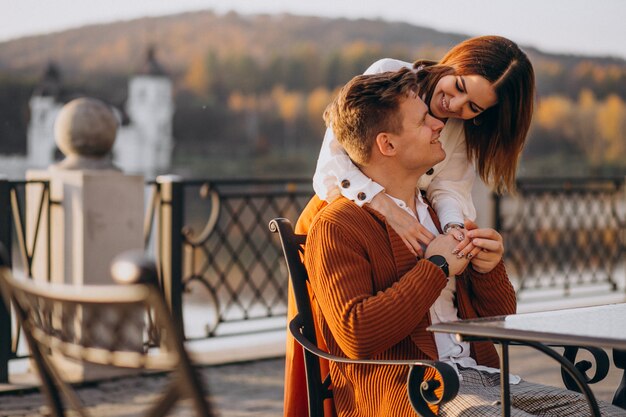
[430,74,498,121]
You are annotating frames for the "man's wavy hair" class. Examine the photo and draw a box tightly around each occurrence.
[323,67,419,166]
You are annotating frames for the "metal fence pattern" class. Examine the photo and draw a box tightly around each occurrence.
[145,178,313,340]
[495,178,626,301]
[3,176,625,381]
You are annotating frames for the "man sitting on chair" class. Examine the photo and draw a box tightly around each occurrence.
[295,68,623,416]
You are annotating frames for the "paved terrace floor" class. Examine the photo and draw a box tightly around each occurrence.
[0,345,623,416]
[2,294,626,416]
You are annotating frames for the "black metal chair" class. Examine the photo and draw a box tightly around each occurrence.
[269,217,460,417]
[0,249,215,417]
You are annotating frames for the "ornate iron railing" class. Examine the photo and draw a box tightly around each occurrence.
[145,177,313,340]
[3,175,625,381]
[0,179,51,382]
[495,177,626,301]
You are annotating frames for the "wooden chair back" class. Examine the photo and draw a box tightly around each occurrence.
[0,249,214,417]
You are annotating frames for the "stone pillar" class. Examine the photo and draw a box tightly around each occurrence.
[27,98,145,381]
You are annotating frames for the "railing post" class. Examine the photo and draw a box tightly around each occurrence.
[0,178,12,383]
[157,175,185,339]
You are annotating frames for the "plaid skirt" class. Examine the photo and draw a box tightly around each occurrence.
[438,366,625,417]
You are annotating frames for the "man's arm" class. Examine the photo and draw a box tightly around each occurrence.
[466,261,516,317]
[305,216,447,359]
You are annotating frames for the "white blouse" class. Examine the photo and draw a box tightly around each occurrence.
[388,191,519,383]
[312,58,477,227]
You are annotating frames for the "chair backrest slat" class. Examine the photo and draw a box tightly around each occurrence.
[269,218,329,417]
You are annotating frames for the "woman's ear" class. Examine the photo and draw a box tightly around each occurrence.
[375,132,396,156]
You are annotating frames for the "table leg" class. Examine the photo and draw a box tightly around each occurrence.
[499,341,511,417]
[525,341,601,417]
[612,349,626,409]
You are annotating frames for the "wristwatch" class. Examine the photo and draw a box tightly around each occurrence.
[427,255,449,277]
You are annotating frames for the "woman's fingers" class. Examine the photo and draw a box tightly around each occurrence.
[445,227,465,241]
[465,246,483,260]
[401,236,419,257]
[416,225,435,243]
[372,194,433,254]
[466,227,502,242]
[455,241,475,258]
[399,225,434,257]
[468,237,503,254]
[464,219,479,231]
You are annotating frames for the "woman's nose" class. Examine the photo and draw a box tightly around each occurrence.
[449,96,467,114]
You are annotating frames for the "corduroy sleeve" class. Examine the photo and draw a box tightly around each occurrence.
[465,261,517,317]
[305,216,447,359]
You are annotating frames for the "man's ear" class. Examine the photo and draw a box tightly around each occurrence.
[375,132,396,157]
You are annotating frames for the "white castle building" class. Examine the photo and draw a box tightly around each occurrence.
[23,47,174,178]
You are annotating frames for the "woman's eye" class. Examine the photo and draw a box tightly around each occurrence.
[455,79,463,92]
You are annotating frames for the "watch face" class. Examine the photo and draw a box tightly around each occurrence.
[428,255,446,267]
[428,255,449,276]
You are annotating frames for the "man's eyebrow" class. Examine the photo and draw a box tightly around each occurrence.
[460,76,485,112]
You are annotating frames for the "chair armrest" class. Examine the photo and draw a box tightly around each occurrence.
[289,316,459,417]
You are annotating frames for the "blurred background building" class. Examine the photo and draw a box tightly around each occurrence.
[2,47,173,178]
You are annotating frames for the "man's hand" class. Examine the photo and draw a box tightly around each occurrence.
[425,234,469,276]
[369,193,434,257]
[462,219,504,274]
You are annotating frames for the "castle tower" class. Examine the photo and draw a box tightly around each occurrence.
[28,62,63,168]
[114,47,174,176]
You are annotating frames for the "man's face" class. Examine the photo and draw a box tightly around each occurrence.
[391,95,445,171]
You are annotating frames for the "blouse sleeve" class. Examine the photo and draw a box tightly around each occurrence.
[312,127,384,205]
[312,58,413,205]
[426,130,477,227]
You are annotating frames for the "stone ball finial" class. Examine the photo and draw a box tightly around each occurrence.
[52,97,120,170]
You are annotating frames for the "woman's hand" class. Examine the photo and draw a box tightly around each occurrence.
[425,234,470,277]
[368,193,434,257]
[461,219,504,274]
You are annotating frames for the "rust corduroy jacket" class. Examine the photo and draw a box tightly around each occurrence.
[284,195,517,417]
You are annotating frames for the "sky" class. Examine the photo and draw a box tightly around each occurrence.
[1,0,626,60]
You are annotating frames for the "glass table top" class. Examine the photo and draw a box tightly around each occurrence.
[428,303,626,349]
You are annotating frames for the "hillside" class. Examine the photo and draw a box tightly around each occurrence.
[0,11,466,78]
[1,11,625,178]
[2,10,624,81]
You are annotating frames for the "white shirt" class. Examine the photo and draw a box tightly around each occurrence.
[312,58,477,228]
[387,191,520,383]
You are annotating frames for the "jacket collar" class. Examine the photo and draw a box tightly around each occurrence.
[363,205,418,277]
[363,203,441,361]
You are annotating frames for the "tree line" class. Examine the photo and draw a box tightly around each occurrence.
[0,11,625,178]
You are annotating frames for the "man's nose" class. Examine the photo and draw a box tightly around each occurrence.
[427,114,444,132]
